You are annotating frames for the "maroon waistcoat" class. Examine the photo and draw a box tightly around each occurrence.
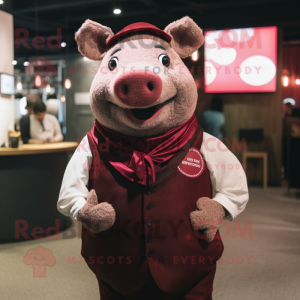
[82,126,224,295]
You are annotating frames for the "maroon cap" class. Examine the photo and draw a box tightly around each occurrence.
[106,22,172,48]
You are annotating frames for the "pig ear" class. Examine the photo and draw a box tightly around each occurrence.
[164,16,204,58]
[75,19,114,61]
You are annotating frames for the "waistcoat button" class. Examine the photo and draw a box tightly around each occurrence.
[148,251,153,257]
[147,220,153,227]
[147,236,152,243]
[146,204,152,210]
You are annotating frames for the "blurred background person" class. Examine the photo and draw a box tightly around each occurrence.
[201,95,225,139]
[20,101,63,144]
[281,100,300,179]
[291,107,300,118]
[30,101,63,143]
[282,101,293,118]
[282,102,294,138]
[19,94,40,144]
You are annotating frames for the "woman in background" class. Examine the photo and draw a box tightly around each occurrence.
[201,95,225,139]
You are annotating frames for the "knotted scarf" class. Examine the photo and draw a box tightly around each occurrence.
[90,114,197,185]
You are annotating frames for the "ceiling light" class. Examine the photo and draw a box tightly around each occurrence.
[24,61,29,66]
[12,60,17,65]
[113,8,121,14]
[46,84,51,93]
[64,79,71,89]
[191,51,198,61]
[282,69,290,87]
[0,0,4,4]
[35,75,42,87]
[296,79,300,85]
[61,42,67,47]
[16,81,22,91]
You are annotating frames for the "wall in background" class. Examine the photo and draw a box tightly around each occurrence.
[65,54,100,142]
[282,46,300,106]
[186,28,283,186]
[0,11,14,147]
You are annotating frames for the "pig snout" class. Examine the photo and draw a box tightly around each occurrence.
[114,71,163,107]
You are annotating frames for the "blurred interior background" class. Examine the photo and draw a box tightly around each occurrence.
[0,1,300,299]
[1,0,300,187]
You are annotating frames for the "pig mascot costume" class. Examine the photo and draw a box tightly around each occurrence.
[58,17,249,300]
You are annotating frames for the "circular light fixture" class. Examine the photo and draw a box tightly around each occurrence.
[46,84,51,93]
[61,95,66,102]
[64,78,71,89]
[0,0,4,5]
[191,51,198,61]
[23,61,29,66]
[113,8,121,14]
[61,42,67,47]
[16,81,23,91]
[296,79,300,85]
[12,60,17,65]
[35,75,42,87]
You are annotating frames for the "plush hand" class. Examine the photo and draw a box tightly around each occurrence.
[190,197,225,242]
[77,189,116,233]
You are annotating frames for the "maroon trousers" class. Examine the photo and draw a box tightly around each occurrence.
[97,267,216,300]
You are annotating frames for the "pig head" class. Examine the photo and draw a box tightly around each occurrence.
[75,17,204,137]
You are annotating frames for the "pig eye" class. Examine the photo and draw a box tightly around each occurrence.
[158,54,170,67]
[108,57,119,71]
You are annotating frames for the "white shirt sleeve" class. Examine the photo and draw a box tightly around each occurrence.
[57,136,91,220]
[200,132,249,220]
[58,132,249,221]
[51,115,63,142]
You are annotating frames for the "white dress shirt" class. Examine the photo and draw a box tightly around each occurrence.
[30,113,63,142]
[58,132,249,220]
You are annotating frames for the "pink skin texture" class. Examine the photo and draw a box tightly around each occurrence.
[75,17,225,241]
[75,17,204,137]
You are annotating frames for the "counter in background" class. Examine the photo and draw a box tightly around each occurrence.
[0,142,78,156]
[0,142,78,243]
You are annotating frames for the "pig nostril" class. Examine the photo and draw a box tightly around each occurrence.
[147,82,154,91]
[114,71,162,107]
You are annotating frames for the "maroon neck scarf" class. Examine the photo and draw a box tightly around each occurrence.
[90,114,198,185]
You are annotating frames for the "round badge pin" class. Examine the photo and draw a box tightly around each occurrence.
[178,147,204,178]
